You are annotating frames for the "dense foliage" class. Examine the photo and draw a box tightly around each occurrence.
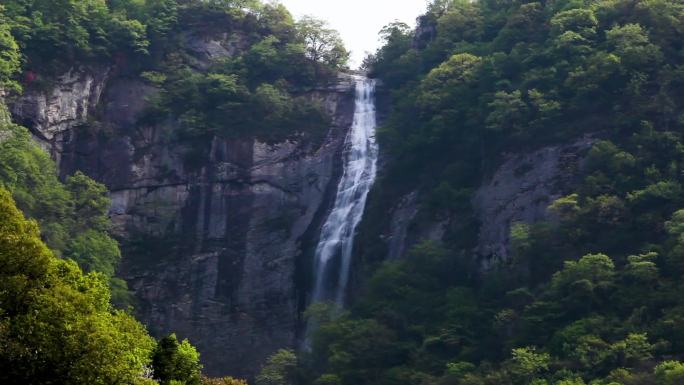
[367,0,684,205]
[132,1,345,154]
[0,187,157,384]
[304,0,684,385]
[0,107,133,304]
[0,184,224,384]
[256,349,298,385]
[152,334,203,385]
[0,5,21,91]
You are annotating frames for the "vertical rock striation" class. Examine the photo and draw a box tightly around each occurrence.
[10,59,357,376]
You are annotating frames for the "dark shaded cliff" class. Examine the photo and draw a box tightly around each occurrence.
[10,38,357,377]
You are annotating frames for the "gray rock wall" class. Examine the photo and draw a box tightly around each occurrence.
[380,137,594,268]
[10,59,356,377]
[91,78,352,378]
[473,137,594,269]
[11,66,110,160]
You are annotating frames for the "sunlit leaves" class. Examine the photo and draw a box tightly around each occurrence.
[0,188,156,384]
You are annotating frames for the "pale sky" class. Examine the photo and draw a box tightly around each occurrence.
[277,0,428,68]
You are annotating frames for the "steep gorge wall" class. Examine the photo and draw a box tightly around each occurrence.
[10,45,356,376]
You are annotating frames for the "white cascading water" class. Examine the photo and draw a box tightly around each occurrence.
[310,76,379,306]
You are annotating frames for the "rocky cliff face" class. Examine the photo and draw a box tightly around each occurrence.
[380,137,594,268]
[473,137,594,268]
[11,66,110,161]
[10,58,356,377]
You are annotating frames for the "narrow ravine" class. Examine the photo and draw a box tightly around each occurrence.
[310,75,379,306]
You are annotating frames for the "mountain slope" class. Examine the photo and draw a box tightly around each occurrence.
[303,1,684,385]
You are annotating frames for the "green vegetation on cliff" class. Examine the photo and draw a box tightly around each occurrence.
[0,104,133,303]
[0,187,156,384]
[0,5,20,91]
[2,0,348,150]
[8,0,684,383]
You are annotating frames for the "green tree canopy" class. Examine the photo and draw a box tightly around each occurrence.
[152,333,203,385]
[0,187,156,385]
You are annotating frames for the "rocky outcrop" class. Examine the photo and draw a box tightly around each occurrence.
[185,32,249,70]
[11,66,110,159]
[473,136,594,269]
[383,191,449,260]
[412,15,438,49]
[386,191,419,260]
[379,137,594,268]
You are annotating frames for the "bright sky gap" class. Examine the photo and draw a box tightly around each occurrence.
[277,0,428,68]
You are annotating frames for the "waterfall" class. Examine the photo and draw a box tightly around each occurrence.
[310,76,379,307]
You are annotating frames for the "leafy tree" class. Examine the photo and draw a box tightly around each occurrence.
[66,171,113,232]
[485,90,529,134]
[605,23,662,69]
[509,347,550,382]
[0,187,156,385]
[665,209,684,274]
[550,9,598,38]
[296,16,349,69]
[0,122,126,301]
[548,253,615,314]
[66,229,121,278]
[5,0,151,70]
[0,5,21,91]
[418,52,481,109]
[152,334,203,385]
[255,349,298,385]
[655,361,684,385]
[6,87,137,310]
[201,376,249,385]
[0,122,72,251]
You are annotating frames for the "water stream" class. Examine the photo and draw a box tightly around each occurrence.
[310,76,379,307]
